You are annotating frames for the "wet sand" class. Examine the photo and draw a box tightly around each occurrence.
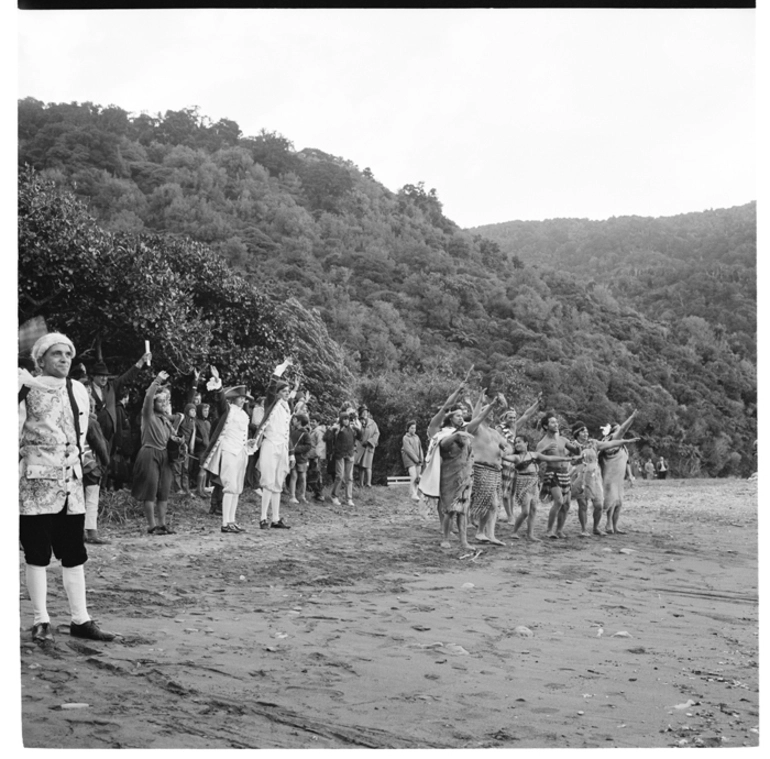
[17,477,758,749]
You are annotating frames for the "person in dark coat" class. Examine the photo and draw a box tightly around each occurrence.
[91,351,151,444]
[107,389,134,490]
[193,403,212,497]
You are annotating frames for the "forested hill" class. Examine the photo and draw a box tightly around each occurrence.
[18,98,757,479]
[472,205,756,362]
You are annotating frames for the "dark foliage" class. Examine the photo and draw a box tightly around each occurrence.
[18,98,757,478]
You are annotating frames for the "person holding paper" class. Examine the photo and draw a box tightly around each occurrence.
[91,349,152,479]
[201,367,257,533]
[257,358,294,529]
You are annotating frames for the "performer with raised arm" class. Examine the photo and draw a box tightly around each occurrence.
[257,358,294,529]
[570,421,640,536]
[599,410,639,534]
[201,366,258,534]
[466,390,510,546]
[496,393,542,524]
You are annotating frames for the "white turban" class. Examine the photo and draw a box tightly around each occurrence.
[30,332,76,366]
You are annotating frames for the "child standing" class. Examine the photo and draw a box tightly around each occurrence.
[325,412,362,507]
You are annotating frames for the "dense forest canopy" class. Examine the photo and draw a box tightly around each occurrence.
[18,98,757,480]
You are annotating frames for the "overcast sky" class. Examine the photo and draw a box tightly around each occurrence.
[16,8,756,229]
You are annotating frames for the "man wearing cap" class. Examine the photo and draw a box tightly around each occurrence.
[201,372,258,533]
[354,405,380,488]
[19,332,116,644]
[91,353,150,440]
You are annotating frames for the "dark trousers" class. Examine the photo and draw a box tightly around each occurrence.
[307,458,324,498]
[210,482,223,514]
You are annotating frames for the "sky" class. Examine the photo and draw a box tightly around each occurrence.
[13,7,756,229]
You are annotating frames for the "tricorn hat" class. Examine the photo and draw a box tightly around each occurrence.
[225,385,253,401]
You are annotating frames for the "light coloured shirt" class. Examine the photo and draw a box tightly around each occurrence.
[262,398,291,445]
[220,405,250,454]
[19,371,88,516]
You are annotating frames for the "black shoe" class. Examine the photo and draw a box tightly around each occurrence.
[31,622,54,643]
[230,523,245,532]
[271,519,290,529]
[70,620,116,642]
[84,534,112,545]
[157,524,176,535]
[260,519,269,529]
[221,524,238,533]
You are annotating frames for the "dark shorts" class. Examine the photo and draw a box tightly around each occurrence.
[132,446,173,501]
[19,504,88,568]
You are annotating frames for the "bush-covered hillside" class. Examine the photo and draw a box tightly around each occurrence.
[472,206,756,362]
[18,98,757,479]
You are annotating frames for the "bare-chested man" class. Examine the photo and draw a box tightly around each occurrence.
[536,412,581,539]
[570,420,640,537]
[467,392,508,546]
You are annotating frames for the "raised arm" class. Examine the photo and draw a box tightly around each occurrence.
[515,392,542,433]
[466,394,499,436]
[611,409,637,440]
[264,358,292,408]
[596,437,640,451]
[114,353,148,394]
[471,388,487,419]
[427,382,465,439]
[185,368,201,405]
[531,450,582,464]
[143,371,168,419]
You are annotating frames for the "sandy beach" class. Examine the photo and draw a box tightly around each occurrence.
[17,476,758,749]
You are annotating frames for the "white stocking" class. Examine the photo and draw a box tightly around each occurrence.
[221,493,232,525]
[222,493,238,525]
[261,490,272,521]
[62,564,90,625]
[25,564,49,625]
[84,484,100,531]
[271,492,281,523]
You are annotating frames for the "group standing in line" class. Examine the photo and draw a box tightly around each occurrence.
[418,380,643,549]
[20,331,658,648]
